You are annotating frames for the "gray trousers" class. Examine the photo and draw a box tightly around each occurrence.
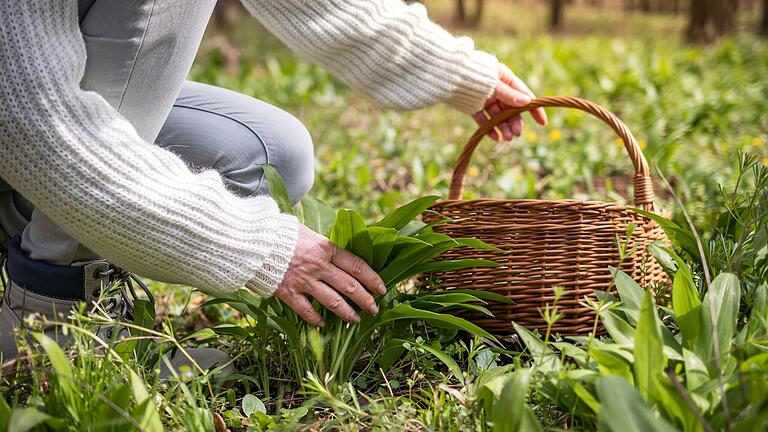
[0,0,314,266]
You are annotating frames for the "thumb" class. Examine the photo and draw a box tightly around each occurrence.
[494,82,532,107]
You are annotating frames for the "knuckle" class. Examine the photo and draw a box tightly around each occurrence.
[350,258,366,277]
[343,279,360,295]
[329,296,343,310]
[301,304,316,319]
[323,240,337,259]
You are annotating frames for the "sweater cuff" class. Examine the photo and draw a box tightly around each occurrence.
[244,213,300,297]
[447,50,499,114]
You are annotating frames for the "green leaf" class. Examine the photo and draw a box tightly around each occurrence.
[700,273,741,372]
[408,258,498,274]
[647,241,678,276]
[448,289,515,305]
[348,230,374,266]
[299,196,335,236]
[0,397,11,432]
[329,208,366,249]
[610,267,643,310]
[418,343,465,385]
[32,333,78,410]
[129,370,164,432]
[590,347,634,382]
[512,322,561,372]
[669,250,702,350]
[368,227,399,271]
[371,195,440,231]
[491,369,544,432]
[242,394,267,417]
[599,310,635,345]
[379,303,497,342]
[261,163,294,214]
[634,292,664,403]
[8,408,51,432]
[596,375,677,432]
[631,208,700,261]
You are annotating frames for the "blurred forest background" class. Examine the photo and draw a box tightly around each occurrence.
[196,0,767,227]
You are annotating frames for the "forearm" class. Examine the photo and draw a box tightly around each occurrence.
[0,0,298,297]
[242,0,498,113]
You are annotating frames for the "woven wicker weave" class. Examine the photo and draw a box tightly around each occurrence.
[423,96,669,335]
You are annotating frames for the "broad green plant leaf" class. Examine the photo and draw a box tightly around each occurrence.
[600,310,635,345]
[368,227,398,271]
[379,303,496,342]
[32,333,79,419]
[299,196,335,236]
[371,196,440,231]
[129,370,164,432]
[329,208,367,250]
[416,342,465,385]
[668,248,702,350]
[261,163,294,214]
[8,408,51,432]
[590,347,634,382]
[0,397,10,432]
[700,273,741,372]
[631,208,700,261]
[513,322,561,372]
[491,369,544,432]
[634,292,664,403]
[242,394,267,417]
[610,266,644,310]
[596,375,677,432]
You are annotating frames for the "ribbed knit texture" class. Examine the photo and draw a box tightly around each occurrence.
[241,0,499,114]
[0,1,298,297]
[0,0,498,297]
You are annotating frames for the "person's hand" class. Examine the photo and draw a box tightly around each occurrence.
[473,63,548,141]
[274,224,387,326]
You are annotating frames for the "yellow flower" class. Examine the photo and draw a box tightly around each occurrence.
[548,129,563,141]
[638,139,648,150]
[762,157,768,167]
[526,132,539,142]
[753,136,766,146]
[615,138,624,148]
[468,166,480,177]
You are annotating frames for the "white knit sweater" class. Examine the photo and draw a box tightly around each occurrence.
[0,0,498,297]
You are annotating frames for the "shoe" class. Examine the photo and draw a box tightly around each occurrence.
[0,236,235,379]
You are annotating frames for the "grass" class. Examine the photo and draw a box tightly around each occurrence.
[1,1,767,430]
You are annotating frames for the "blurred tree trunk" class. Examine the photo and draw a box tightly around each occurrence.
[455,0,466,23]
[687,0,738,42]
[455,0,485,27]
[550,0,565,30]
[213,0,240,27]
[761,0,768,35]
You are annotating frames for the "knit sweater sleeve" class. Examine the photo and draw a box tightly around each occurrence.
[0,1,298,298]
[241,0,499,114]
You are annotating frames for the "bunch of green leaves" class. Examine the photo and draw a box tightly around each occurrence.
[208,166,512,391]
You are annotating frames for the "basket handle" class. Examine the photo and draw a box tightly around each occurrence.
[449,96,656,211]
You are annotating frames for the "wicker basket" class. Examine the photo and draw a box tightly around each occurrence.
[423,96,669,336]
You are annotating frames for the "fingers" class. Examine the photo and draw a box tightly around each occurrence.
[494,82,532,107]
[282,293,325,327]
[307,281,361,323]
[321,263,380,316]
[512,116,523,137]
[486,103,513,141]
[499,64,548,126]
[473,109,500,141]
[330,247,386,296]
